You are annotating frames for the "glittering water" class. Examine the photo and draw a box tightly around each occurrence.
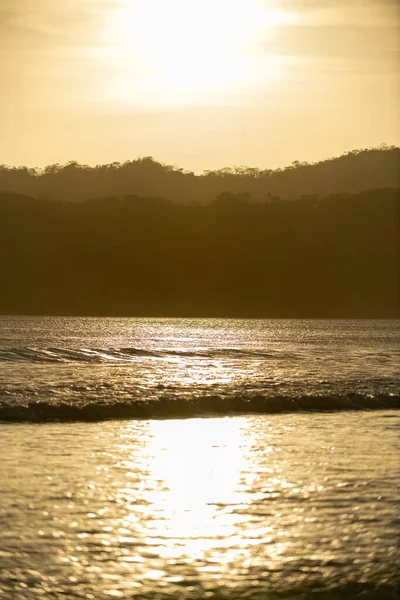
[0,317,399,598]
[0,317,399,419]
[1,413,399,599]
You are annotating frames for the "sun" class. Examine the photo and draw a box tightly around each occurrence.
[106,0,281,105]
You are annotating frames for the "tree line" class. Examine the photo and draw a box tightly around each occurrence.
[0,146,399,203]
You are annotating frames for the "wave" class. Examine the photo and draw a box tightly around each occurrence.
[0,347,287,363]
[0,393,398,423]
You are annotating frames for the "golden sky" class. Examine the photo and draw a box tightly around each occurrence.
[0,0,399,172]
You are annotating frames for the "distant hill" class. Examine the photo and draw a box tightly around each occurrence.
[0,146,399,203]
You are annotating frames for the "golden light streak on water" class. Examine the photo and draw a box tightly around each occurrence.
[115,417,294,582]
[0,411,399,598]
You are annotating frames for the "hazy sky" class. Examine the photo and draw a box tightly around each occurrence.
[0,0,399,172]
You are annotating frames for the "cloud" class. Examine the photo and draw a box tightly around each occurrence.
[0,0,108,51]
[272,0,399,27]
[257,24,399,66]
[252,0,400,76]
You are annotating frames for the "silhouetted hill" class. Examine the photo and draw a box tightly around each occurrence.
[0,188,398,318]
[0,146,399,203]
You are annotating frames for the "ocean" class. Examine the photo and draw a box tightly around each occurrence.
[0,316,399,599]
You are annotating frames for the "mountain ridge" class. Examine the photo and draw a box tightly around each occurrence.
[1,145,399,203]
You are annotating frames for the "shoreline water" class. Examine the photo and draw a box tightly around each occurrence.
[1,411,399,599]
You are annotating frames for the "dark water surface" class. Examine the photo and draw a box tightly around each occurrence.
[0,317,399,598]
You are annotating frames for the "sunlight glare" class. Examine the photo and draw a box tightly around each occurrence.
[106,0,295,104]
[142,418,252,558]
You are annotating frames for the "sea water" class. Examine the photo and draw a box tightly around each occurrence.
[0,317,399,598]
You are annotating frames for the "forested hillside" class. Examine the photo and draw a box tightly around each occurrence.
[0,146,399,203]
[1,188,398,317]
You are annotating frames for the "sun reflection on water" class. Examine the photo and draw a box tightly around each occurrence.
[112,417,311,584]
[138,418,252,560]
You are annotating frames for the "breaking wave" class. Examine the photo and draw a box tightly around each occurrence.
[0,347,286,363]
[0,393,398,423]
